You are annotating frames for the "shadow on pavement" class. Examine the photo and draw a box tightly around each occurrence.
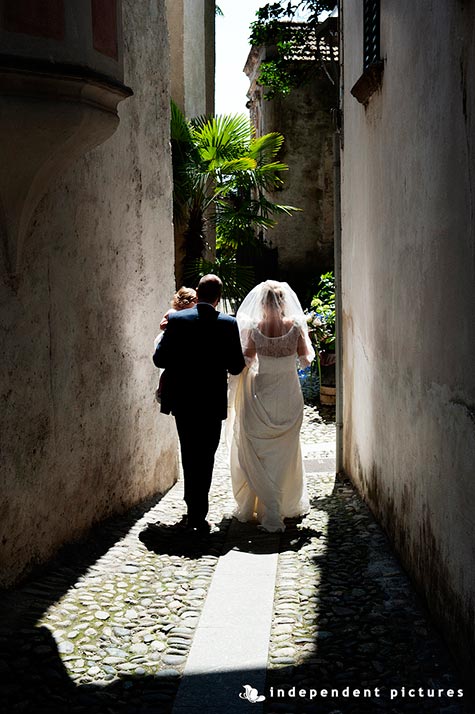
[0,492,183,714]
[0,442,473,714]
[0,499,317,714]
[139,517,321,559]
[263,474,472,714]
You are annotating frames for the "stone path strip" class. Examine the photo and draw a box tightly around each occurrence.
[0,406,470,714]
[172,523,279,714]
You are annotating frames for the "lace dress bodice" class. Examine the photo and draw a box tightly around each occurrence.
[251,323,300,358]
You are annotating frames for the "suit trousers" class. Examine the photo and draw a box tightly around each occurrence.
[175,415,222,526]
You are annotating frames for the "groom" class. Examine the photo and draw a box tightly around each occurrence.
[153,274,245,533]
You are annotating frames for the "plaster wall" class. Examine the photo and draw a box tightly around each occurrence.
[341,0,475,671]
[166,0,185,112]
[263,81,334,288]
[0,0,178,586]
[183,0,213,118]
[168,0,215,118]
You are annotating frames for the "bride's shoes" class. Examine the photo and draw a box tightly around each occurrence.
[257,521,285,533]
[257,525,285,533]
[232,509,286,533]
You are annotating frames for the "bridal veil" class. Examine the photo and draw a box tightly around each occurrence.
[227,280,313,531]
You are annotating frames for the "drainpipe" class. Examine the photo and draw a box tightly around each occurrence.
[334,0,344,475]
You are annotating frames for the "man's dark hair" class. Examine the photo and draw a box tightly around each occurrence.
[197,274,223,304]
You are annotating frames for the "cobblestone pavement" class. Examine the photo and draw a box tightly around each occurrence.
[0,406,470,714]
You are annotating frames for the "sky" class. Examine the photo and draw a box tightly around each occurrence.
[215,0,312,116]
[215,0,264,116]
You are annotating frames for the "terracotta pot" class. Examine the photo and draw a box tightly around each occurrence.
[320,385,336,405]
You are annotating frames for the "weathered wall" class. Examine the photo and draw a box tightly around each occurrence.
[203,0,216,119]
[264,81,334,288]
[166,0,185,112]
[167,0,215,118]
[341,0,475,673]
[245,49,334,293]
[0,0,178,586]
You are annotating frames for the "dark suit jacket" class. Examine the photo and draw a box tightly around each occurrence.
[153,303,245,419]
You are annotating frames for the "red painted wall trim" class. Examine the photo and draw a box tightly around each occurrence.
[2,0,65,41]
[91,0,118,60]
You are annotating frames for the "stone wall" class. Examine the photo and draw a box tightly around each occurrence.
[0,0,179,586]
[341,0,475,674]
[245,47,335,296]
[263,81,335,290]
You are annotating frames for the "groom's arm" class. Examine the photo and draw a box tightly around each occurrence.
[225,319,246,375]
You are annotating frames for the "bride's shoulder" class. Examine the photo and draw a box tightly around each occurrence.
[283,318,300,334]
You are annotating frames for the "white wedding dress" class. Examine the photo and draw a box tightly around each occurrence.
[229,322,310,532]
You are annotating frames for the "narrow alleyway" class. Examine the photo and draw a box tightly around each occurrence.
[0,407,468,714]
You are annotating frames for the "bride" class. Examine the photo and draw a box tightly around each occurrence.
[228,280,315,532]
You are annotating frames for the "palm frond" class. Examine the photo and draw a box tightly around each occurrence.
[249,132,285,163]
[256,161,289,174]
[170,99,299,280]
[265,202,301,216]
[191,114,253,165]
[170,100,194,145]
[184,256,255,311]
[216,157,258,174]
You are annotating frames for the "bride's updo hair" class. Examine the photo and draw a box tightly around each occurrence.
[262,280,286,314]
[237,280,313,361]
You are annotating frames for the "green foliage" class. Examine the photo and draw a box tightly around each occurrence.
[185,254,255,312]
[250,1,338,99]
[252,1,335,28]
[170,100,200,228]
[257,60,301,97]
[190,113,252,167]
[170,101,300,304]
[309,271,335,350]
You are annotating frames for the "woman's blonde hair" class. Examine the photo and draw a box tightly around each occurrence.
[172,286,197,310]
[262,280,285,311]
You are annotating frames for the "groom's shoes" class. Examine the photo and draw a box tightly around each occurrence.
[185,520,211,536]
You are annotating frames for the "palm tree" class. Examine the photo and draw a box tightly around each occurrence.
[170,101,299,305]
